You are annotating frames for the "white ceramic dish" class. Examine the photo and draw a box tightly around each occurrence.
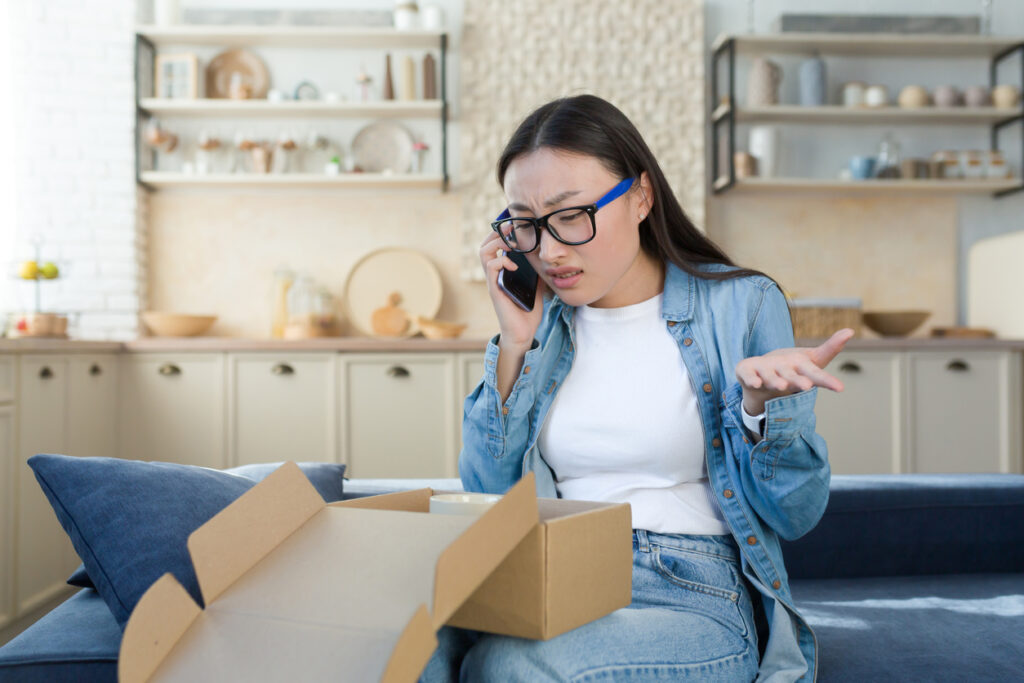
[350,120,415,173]
[429,493,503,516]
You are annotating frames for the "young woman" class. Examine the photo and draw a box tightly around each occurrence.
[422,94,853,682]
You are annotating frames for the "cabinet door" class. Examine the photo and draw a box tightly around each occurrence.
[907,351,1021,473]
[455,352,486,455]
[16,356,77,615]
[814,352,903,474]
[120,354,226,468]
[67,355,119,461]
[340,354,456,478]
[0,355,13,404]
[229,354,337,466]
[0,406,14,628]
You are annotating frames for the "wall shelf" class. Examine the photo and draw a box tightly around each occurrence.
[138,98,443,118]
[138,171,444,189]
[710,33,1024,198]
[713,104,1024,126]
[711,32,1024,58]
[135,25,445,49]
[712,177,1021,194]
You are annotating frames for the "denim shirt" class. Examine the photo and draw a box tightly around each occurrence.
[459,261,829,683]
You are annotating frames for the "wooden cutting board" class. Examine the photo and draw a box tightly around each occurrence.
[967,230,1024,338]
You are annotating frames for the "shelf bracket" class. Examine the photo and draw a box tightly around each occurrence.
[709,37,736,194]
[989,42,1024,199]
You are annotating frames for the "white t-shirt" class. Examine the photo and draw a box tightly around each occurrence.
[539,292,736,535]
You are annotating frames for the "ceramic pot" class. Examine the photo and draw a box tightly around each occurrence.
[748,126,780,177]
[747,58,782,106]
[799,56,826,106]
[993,84,1021,109]
[841,81,866,107]
[864,85,889,108]
[898,85,930,108]
[964,86,992,107]
[934,86,963,107]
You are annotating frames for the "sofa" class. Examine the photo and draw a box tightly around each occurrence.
[1,466,1023,682]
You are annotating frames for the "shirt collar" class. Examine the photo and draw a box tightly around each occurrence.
[549,260,696,325]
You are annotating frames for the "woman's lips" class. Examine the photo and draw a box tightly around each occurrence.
[550,270,583,288]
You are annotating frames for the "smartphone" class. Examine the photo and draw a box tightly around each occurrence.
[494,209,539,312]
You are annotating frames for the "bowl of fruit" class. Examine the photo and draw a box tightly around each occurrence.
[9,259,68,338]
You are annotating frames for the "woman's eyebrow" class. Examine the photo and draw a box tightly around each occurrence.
[509,189,582,211]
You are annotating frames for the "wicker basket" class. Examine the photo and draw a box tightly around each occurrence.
[788,299,862,340]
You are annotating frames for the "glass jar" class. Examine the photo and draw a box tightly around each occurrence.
[985,150,1009,179]
[874,133,902,179]
[270,268,294,339]
[961,150,985,179]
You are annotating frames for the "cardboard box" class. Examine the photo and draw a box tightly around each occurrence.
[119,463,632,682]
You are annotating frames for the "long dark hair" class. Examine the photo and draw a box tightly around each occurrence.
[496,94,777,287]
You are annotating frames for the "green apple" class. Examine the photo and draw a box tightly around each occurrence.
[40,262,59,279]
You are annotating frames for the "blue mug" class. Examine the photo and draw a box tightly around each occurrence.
[849,156,876,180]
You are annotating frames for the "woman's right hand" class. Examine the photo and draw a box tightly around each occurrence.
[480,232,546,350]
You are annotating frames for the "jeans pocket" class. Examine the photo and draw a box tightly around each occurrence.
[652,546,748,639]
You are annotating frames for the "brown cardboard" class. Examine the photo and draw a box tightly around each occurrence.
[119,463,539,683]
[444,497,634,640]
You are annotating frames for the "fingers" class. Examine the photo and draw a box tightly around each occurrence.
[479,235,517,277]
[738,356,844,396]
[808,328,856,368]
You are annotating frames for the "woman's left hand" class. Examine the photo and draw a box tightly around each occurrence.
[736,328,856,415]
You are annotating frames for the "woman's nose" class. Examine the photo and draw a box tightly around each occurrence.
[537,226,567,262]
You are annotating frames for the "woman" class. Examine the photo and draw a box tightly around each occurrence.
[424,94,853,682]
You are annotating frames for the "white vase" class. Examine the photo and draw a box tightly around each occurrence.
[748,126,779,178]
[153,0,180,25]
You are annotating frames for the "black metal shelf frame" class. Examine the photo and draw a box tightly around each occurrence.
[709,37,1024,198]
[132,31,450,192]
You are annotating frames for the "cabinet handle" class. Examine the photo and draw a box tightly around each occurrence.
[946,359,970,372]
[158,363,182,377]
[89,364,102,377]
[271,363,295,376]
[39,366,54,380]
[838,362,862,374]
[387,365,411,379]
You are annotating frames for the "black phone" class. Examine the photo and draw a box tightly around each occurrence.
[494,209,539,312]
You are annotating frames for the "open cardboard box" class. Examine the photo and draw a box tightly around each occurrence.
[119,462,632,682]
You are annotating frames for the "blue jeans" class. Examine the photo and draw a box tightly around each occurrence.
[421,530,760,682]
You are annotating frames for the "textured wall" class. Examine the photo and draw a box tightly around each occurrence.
[457,0,706,280]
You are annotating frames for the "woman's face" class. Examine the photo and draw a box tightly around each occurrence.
[502,148,660,308]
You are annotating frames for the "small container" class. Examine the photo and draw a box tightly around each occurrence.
[842,81,867,107]
[900,158,929,179]
[961,150,985,179]
[393,1,419,30]
[864,85,889,108]
[964,86,992,107]
[985,150,1010,179]
[874,133,902,179]
[897,85,930,108]
[932,150,961,179]
[270,268,294,339]
[420,3,444,29]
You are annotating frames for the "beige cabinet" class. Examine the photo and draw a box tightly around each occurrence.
[228,353,337,466]
[815,351,903,474]
[0,405,14,628]
[0,355,13,404]
[906,350,1022,473]
[454,352,485,455]
[15,356,78,615]
[339,353,456,478]
[120,354,226,468]
[67,355,119,461]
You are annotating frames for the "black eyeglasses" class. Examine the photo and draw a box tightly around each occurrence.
[491,177,636,254]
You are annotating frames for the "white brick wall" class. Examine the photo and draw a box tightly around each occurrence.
[6,0,144,340]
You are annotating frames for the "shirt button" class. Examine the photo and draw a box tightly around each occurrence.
[712,438,722,448]
[773,580,782,590]
[683,337,692,346]
[746,535,757,545]
[723,489,734,498]
[742,436,750,444]
[502,406,509,415]
[703,383,712,393]
[667,321,677,327]
[523,366,531,374]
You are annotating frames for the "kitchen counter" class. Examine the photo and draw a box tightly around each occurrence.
[3,336,1024,353]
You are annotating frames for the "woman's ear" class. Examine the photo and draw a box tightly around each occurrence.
[637,171,653,220]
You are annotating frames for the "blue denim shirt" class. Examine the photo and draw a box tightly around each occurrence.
[459,261,828,683]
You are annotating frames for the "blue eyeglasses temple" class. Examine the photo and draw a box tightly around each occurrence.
[594,177,636,209]
[494,177,636,221]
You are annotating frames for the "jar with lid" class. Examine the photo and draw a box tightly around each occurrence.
[393,1,419,30]
[961,150,985,179]
[874,133,902,179]
[932,150,961,179]
[269,267,294,339]
[986,150,1010,179]
[284,276,320,339]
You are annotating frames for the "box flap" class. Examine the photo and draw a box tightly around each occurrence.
[431,473,539,628]
[119,574,202,683]
[189,461,324,605]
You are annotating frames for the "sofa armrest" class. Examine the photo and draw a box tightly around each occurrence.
[781,473,1024,580]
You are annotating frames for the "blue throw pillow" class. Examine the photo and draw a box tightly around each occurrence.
[29,455,344,627]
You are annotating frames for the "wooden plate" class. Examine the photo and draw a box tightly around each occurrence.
[205,49,270,99]
[343,248,442,337]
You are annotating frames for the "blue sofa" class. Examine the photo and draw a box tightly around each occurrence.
[2,473,1023,682]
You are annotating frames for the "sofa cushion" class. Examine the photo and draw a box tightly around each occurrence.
[791,572,1024,682]
[0,588,119,683]
[782,474,1024,580]
[28,455,345,628]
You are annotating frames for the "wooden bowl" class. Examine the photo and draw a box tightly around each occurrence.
[415,316,467,340]
[142,312,217,337]
[862,310,930,337]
